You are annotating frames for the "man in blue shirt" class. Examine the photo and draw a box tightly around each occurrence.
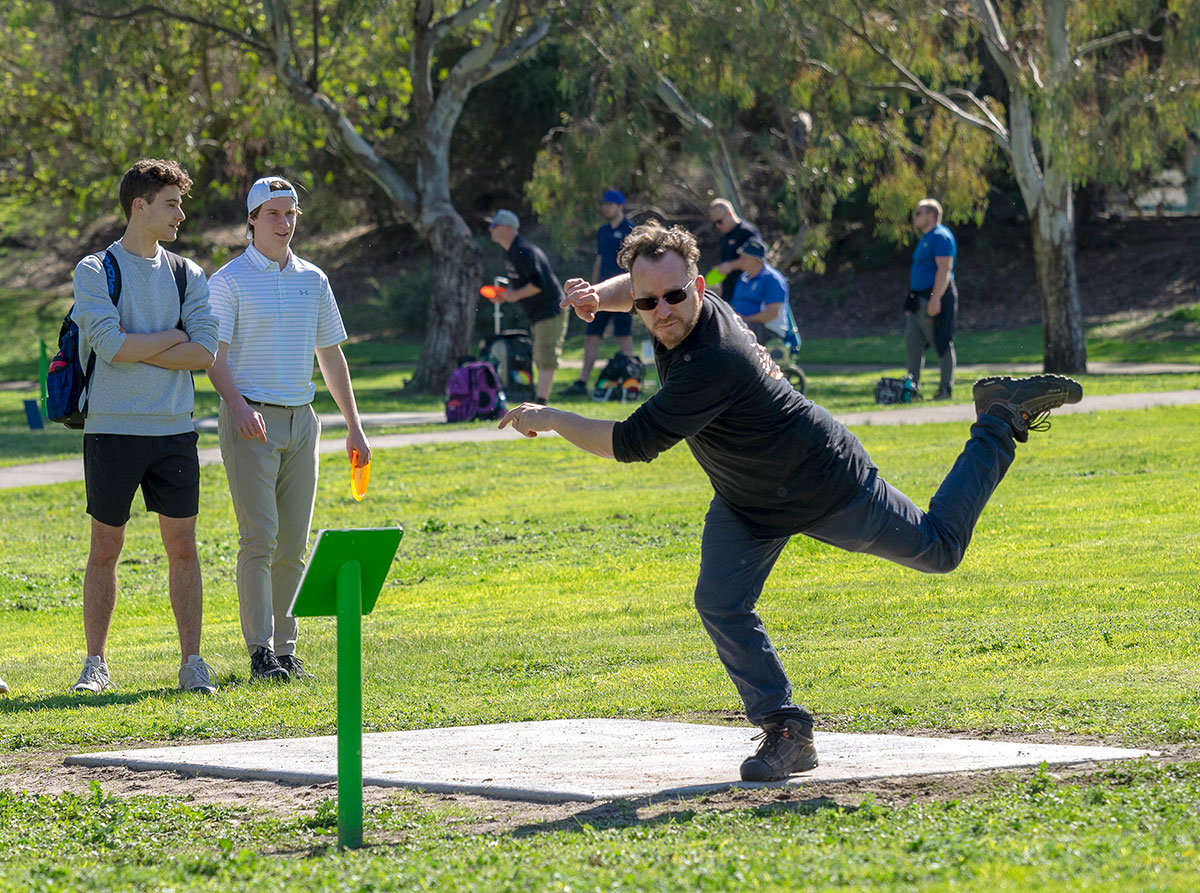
[904,198,958,399]
[728,239,789,344]
[561,190,635,398]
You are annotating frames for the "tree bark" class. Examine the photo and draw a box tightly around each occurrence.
[415,214,484,392]
[1030,185,1088,374]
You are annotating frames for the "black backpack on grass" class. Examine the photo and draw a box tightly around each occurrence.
[592,352,645,403]
[46,249,188,429]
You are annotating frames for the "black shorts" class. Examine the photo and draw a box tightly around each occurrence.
[584,309,633,338]
[84,432,201,527]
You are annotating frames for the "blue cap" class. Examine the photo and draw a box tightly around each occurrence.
[738,239,767,259]
[602,189,626,205]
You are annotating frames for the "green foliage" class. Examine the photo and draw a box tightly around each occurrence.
[0,1,323,228]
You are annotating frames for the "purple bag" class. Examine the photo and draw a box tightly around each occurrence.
[445,360,505,422]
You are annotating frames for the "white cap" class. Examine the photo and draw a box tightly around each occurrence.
[246,176,299,239]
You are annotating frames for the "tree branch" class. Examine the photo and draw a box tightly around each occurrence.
[821,5,1009,144]
[430,0,495,46]
[1077,27,1162,58]
[63,3,271,55]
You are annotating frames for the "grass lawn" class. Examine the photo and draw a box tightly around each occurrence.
[1,397,1199,888]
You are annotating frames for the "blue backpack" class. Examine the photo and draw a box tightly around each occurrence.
[46,249,188,429]
[444,360,505,422]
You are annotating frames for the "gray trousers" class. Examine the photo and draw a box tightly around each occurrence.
[218,402,320,657]
[905,286,957,394]
[693,413,1015,727]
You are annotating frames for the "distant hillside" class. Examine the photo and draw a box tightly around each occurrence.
[3,212,1197,344]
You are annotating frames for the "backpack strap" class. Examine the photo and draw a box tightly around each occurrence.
[163,250,188,328]
[81,250,123,417]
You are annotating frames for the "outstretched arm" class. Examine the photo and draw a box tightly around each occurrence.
[561,274,633,322]
[499,403,616,460]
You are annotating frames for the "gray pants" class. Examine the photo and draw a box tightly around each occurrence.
[218,401,321,657]
[693,413,1015,727]
[905,290,957,395]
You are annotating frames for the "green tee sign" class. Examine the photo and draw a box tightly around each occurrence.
[289,526,403,849]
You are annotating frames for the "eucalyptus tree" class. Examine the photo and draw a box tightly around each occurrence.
[819,0,1200,372]
[22,0,557,392]
[0,1,313,232]
[527,0,994,275]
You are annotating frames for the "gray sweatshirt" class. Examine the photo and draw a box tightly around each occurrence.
[72,240,219,435]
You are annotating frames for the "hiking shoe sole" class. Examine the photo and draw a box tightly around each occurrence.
[973,374,1083,442]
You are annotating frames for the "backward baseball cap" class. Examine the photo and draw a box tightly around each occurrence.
[246,176,299,239]
[486,209,520,230]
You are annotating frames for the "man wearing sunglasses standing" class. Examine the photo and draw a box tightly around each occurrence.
[500,221,1082,783]
[905,198,958,400]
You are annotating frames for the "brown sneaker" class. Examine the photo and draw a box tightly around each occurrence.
[973,375,1083,442]
[740,719,818,781]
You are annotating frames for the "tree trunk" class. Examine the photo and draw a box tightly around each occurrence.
[407,212,483,393]
[1030,188,1087,374]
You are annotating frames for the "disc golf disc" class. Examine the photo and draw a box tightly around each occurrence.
[351,449,371,501]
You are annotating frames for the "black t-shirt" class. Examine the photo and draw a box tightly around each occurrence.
[612,294,873,537]
[718,220,763,264]
[717,220,763,300]
[504,235,564,324]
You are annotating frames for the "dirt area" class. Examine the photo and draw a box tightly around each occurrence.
[794,215,1200,338]
[3,731,1193,836]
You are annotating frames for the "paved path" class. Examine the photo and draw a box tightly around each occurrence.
[3,389,1199,491]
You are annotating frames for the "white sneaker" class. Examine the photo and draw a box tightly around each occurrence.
[0,676,8,694]
[73,656,111,693]
[178,655,217,694]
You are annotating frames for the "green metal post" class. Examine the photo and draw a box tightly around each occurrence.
[336,559,363,850]
[39,339,48,415]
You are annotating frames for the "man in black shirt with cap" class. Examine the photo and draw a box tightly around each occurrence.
[500,222,1082,782]
[487,209,568,404]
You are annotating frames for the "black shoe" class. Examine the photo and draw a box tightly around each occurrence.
[932,387,953,401]
[558,380,589,398]
[250,646,290,683]
[973,375,1083,442]
[740,719,818,782]
[277,653,314,680]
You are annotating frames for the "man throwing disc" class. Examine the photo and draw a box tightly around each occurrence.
[500,222,1082,782]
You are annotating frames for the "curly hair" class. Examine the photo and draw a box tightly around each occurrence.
[119,159,193,221]
[616,222,701,277]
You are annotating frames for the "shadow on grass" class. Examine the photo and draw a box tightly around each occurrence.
[0,686,180,718]
[509,791,850,838]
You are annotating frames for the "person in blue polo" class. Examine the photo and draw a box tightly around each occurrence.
[904,198,958,400]
[728,239,789,345]
[561,189,636,398]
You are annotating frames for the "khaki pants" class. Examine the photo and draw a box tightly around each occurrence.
[218,401,320,657]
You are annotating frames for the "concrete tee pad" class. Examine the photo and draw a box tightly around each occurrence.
[65,719,1156,803]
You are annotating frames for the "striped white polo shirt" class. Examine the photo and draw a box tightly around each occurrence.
[209,243,347,406]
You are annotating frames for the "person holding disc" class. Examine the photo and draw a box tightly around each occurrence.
[207,176,371,683]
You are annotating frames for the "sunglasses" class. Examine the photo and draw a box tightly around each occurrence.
[633,278,695,312]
